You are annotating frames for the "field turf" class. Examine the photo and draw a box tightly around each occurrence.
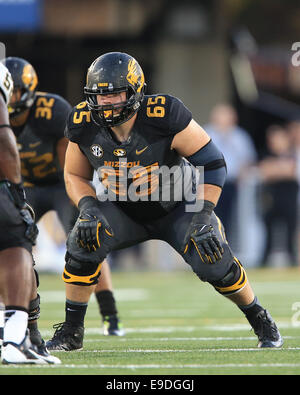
[1,267,299,375]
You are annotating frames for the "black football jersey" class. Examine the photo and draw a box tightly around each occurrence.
[65,94,194,221]
[12,92,72,186]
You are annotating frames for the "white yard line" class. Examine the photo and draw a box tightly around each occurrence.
[82,335,298,342]
[41,322,298,338]
[3,363,300,370]
[40,289,149,302]
[70,347,300,353]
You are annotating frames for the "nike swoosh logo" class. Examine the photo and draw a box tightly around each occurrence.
[29,141,41,148]
[136,146,148,155]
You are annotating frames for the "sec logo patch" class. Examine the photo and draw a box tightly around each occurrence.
[90,144,104,158]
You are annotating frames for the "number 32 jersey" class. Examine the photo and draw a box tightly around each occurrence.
[65,94,194,222]
[12,92,72,186]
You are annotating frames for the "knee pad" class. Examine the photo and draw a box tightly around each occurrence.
[209,258,248,296]
[62,252,102,286]
[28,294,40,322]
[184,238,234,283]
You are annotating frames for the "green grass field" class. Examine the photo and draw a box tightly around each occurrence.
[1,267,300,375]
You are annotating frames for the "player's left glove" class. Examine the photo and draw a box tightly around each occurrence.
[182,200,224,264]
[0,180,39,245]
[76,196,114,252]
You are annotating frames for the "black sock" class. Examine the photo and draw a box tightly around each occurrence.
[65,300,88,326]
[27,320,38,333]
[27,320,43,346]
[238,296,264,320]
[95,290,117,318]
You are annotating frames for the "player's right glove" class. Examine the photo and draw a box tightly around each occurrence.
[182,200,224,264]
[0,180,39,245]
[76,196,114,252]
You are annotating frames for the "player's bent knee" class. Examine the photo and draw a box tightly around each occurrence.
[62,252,103,286]
[184,242,234,283]
[209,258,248,296]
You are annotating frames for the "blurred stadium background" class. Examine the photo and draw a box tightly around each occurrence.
[1,0,300,273]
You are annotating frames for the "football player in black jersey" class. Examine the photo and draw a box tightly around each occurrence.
[0,62,60,364]
[3,57,124,352]
[47,52,283,350]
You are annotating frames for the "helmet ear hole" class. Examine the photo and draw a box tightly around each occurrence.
[127,86,135,100]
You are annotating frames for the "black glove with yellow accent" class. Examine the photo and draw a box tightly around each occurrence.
[0,180,38,245]
[76,196,114,252]
[182,200,224,264]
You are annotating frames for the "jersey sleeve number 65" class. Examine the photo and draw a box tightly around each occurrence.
[146,96,166,118]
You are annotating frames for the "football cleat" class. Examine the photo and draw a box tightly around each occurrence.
[46,322,84,351]
[247,309,283,348]
[103,315,125,336]
[1,331,61,365]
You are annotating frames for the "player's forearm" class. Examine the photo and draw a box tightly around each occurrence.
[0,128,22,183]
[186,141,226,208]
[64,172,96,207]
[199,184,222,206]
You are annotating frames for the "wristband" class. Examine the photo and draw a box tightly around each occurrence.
[78,195,98,211]
[0,180,26,209]
[193,200,215,225]
[0,124,12,130]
